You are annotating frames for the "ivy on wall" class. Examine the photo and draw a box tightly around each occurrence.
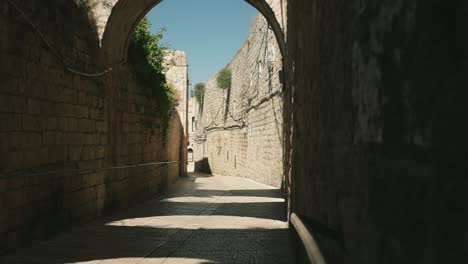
[128,17,177,131]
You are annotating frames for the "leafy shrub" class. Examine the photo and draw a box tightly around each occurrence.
[217,68,232,90]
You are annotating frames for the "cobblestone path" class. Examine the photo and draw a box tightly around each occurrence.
[1,174,293,264]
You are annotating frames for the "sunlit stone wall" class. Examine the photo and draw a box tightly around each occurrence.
[193,14,283,187]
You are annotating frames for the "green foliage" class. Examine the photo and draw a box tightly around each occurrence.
[193,83,205,104]
[128,17,177,130]
[217,68,232,90]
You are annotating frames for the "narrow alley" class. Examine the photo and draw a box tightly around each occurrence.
[1,0,466,263]
[0,174,292,264]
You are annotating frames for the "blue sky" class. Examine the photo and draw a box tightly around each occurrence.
[147,0,257,90]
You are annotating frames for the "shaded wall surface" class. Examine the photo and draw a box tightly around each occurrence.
[0,0,185,253]
[193,14,284,188]
[165,111,185,184]
[286,0,467,263]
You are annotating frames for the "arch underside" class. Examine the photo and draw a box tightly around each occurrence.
[99,0,286,66]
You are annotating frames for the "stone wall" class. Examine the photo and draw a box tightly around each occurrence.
[165,111,185,184]
[163,50,188,177]
[187,97,197,172]
[163,50,188,134]
[193,14,283,188]
[0,0,184,253]
[286,0,467,263]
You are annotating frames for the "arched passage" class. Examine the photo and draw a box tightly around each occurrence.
[99,0,290,188]
[100,0,286,66]
[187,148,193,162]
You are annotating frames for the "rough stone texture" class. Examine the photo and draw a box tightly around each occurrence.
[163,50,189,178]
[193,14,284,188]
[163,50,188,135]
[286,0,467,263]
[3,0,466,263]
[187,97,197,172]
[0,174,293,264]
[165,111,185,185]
[0,0,185,254]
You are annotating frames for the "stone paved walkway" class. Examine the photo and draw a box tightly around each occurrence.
[1,174,293,264]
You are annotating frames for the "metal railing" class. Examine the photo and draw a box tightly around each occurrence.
[0,161,182,179]
[290,213,327,264]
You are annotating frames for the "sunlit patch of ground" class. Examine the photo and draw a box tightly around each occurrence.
[106,215,288,230]
[0,175,292,264]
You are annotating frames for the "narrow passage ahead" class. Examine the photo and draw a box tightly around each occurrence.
[2,174,293,264]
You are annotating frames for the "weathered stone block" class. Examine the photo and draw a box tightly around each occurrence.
[5,189,25,209]
[4,151,23,169]
[63,132,83,145]
[0,208,6,233]
[74,106,90,119]
[0,178,5,192]
[62,89,78,104]
[95,146,106,159]
[5,176,24,190]
[0,95,26,113]
[68,146,82,161]
[56,103,75,117]
[42,131,58,145]
[96,121,107,132]
[22,148,46,167]
[83,133,100,145]
[0,76,19,95]
[26,99,41,115]
[47,146,67,163]
[80,146,96,160]
[78,119,95,132]
[0,113,22,132]
[78,159,102,170]
[100,135,107,144]
[88,172,105,187]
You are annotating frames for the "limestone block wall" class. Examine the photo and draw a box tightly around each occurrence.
[187,97,197,172]
[187,97,197,146]
[163,50,188,177]
[165,111,185,184]
[0,0,184,253]
[286,0,467,263]
[193,14,283,188]
[163,50,188,134]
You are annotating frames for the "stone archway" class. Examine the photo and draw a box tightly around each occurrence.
[96,0,291,191]
[98,0,286,66]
